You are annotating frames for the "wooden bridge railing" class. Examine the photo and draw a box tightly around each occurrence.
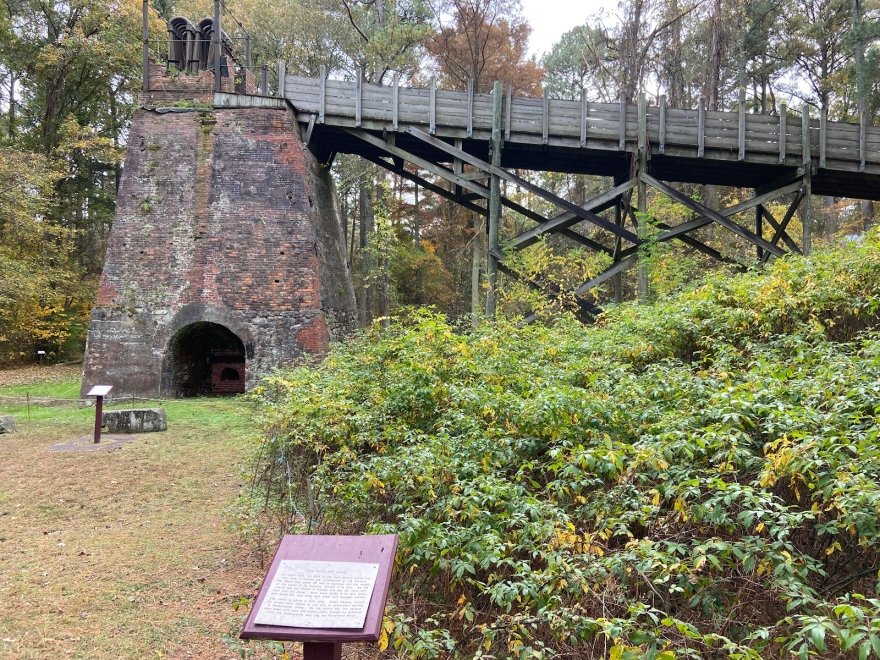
[284,73,879,175]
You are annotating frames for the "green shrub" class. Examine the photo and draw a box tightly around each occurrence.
[248,230,880,658]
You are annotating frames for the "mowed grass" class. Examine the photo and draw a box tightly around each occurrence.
[0,366,279,659]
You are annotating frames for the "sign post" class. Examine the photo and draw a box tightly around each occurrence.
[86,385,113,444]
[241,534,398,660]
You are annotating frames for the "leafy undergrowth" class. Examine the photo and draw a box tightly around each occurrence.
[251,230,880,659]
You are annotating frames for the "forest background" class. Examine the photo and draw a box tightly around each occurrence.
[1,0,880,363]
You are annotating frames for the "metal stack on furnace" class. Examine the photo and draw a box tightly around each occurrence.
[166,17,235,74]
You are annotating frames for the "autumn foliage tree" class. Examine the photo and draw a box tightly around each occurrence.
[0,0,152,363]
[426,0,542,94]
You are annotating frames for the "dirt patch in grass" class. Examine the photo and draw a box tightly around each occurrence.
[0,363,83,388]
[0,388,288,659]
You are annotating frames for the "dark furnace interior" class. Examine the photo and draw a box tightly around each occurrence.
[168,322,246,396]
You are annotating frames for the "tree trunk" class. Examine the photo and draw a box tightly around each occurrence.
[470,211,484,327]
[704,0,724,111]
[358,183,374,325]
[413,180,420,246]
[8,75,15,138]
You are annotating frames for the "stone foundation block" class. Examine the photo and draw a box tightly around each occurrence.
[0,416,15,434]
[102,409,167,433]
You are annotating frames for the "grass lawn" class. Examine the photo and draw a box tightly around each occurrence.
[0,365,282,659]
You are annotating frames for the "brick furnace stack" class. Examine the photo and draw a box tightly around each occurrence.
[81,57,356,398]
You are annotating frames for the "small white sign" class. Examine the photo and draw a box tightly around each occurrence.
[254,560,379,629]
[86,385,113,397]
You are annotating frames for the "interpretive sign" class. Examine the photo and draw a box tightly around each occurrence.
[253,560,379,629]
[85,384,113,443]
[240,534,398,644]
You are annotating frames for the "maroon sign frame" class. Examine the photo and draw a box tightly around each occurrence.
[240,534,398,643]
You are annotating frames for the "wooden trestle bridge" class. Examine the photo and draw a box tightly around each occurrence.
[218,71,880,319]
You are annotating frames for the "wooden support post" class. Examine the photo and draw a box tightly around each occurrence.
[802,103,812,256]
[260,64,268,95]
[277,61,285,98]
[392,73,399,130]
[755,201,764,261]
[637,92,647,153]
[303,642,342,660]
[613,177,625,304]
[453,138,463,199]
[738,88,746,161]
[429,77,436,134]
[304,114,316,146]
[213,0,221,93]
[778,103,787,164]
[318,64,326,124]
[504,84,512,141]
[619,94,626,150]
[93,395,104,444]
[659,95,666,155]
[486,81,503,317]
[697,97,705,158]
[820,106,827,168]
[142,0,149,93]
[637,92,649,302]
[802,103,811,167]
[245,34,252,68]
[859,102,867,172]
[466,80,474,138]
[542,87,549,144]
[355,70,362,127]
[637,177,649,301]
[580,89,587,146]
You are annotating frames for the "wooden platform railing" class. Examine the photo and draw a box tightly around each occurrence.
[284,74,879,175]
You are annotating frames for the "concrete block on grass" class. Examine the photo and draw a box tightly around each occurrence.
[102,409,167,433]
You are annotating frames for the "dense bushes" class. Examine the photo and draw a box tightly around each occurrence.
[249,230,880,658]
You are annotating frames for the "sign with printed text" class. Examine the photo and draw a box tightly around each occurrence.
[254,560,379,629]
[240,534,398,643]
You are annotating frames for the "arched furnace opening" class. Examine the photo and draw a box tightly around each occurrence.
[167,322,246,396]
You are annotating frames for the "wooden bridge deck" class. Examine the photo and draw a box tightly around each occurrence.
[283,75,880,200]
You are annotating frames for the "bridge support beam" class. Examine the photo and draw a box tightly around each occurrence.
[568,174,808,303]
[637,93,650,302]
[486,80,503,318]
[802,104,813,256]
[338,124,807,324]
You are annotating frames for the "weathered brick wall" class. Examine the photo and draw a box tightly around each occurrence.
[140,62,253,106]
[81,73,357,398]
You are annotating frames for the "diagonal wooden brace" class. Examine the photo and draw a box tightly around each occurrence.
[344,127,613,255]
[640,173,785,257]
[509,178,637,251]
[762,190,805,264]
[497,262,602,322]
[406,127,641,245]
[360,152,488,217]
